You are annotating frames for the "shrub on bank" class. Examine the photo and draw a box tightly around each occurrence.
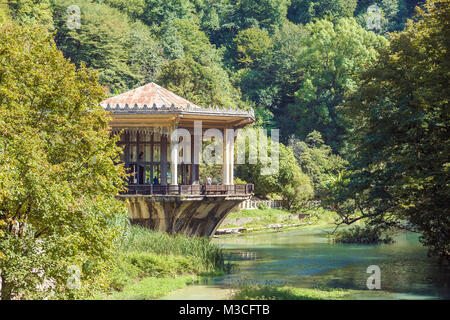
[330,225,393,244]
[230,284,358,300]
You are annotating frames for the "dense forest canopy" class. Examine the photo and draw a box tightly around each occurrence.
[2,0,424,144]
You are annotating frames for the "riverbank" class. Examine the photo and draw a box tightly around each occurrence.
[216,207,339,235]
[229,284,369,300]
[99,207,341,300]
[97,225,229,300]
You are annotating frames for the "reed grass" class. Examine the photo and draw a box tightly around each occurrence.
[118,224,226,272]
[105,224,229,297]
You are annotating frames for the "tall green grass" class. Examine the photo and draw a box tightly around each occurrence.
[118,224,226,272]
[104,224,229,297]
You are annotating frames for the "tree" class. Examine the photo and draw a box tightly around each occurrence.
[0,2,11,24]
[157,58,240,109]
[206,0,288,49]
[233,27,273,68]
[236,132,314,211]
[129,21,166,84]
[170,18,222,66]
[53,0,140,92]
[238,22,306,136]
[103,0,146,21]
[289,17,387,150]
[287,0,358,24]
[333,0,450,259]
[141,0,194,27]
[234,0,289,33]
[6,0,54,30]
[289,131,347,197]
[0,23,127,299]
[355,0,422,33]
[160,19,186,60]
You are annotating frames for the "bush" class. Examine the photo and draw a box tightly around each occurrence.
[330,225,393,244]
[230,284,357,300]
[257,202,269,210]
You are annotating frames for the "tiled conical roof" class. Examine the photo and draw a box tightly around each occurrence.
[100,82,201,111]
[100,82,255,121]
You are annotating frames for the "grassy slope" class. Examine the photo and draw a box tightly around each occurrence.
[106,276,200,300]
[219,207,338,230]
[98,225,227,300]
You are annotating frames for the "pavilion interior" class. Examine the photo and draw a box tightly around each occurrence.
[111,114,252,187]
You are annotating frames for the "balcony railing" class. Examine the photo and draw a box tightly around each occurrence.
[122,184,254,196]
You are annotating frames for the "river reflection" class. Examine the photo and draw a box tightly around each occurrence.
[162,228,450,300]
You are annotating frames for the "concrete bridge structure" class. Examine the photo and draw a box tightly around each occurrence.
[101,82,255,237]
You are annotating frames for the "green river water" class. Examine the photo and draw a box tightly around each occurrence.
[162,228,450,300]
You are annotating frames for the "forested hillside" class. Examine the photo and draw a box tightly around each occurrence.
[1,0,422,145]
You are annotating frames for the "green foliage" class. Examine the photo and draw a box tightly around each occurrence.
[171,18,222,66]
[6,0,421,138]
[301,206,338,225]
[330,225,394,244]
[257,202,269,210]
[53,0,138,92]
[160,19,186,60]
[333,0,450,258]
[288,0,358,24]
[233,177,247,185]
[102,0,146,20]
[129,21,166,84]
[118,225,225,272]
[6,0,421,140]
[141,0,194,27]
[0,23,127,299]
[7,0,54,29]
[355,0,422,33]
[237,132,314,211]
[289,131,347,196]
[290,18,387,149]
[105,225,228,297]
[0,3,11,24]
[157,58,238,109]
[123,252,198,278]
[234,0,289,33]
[234,27,273,68]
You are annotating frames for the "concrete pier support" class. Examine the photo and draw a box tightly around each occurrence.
[123,195,250,237]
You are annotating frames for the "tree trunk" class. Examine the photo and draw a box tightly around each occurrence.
[0,273,13,300]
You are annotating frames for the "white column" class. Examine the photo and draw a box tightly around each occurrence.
[194,134,201,184]
[222,129,229,185]
[171,141,178,185]
[228,135,234,185]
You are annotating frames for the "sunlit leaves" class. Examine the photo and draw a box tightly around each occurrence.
[0,23,127,299]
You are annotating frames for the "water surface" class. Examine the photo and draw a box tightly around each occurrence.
[162,228,450,300]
